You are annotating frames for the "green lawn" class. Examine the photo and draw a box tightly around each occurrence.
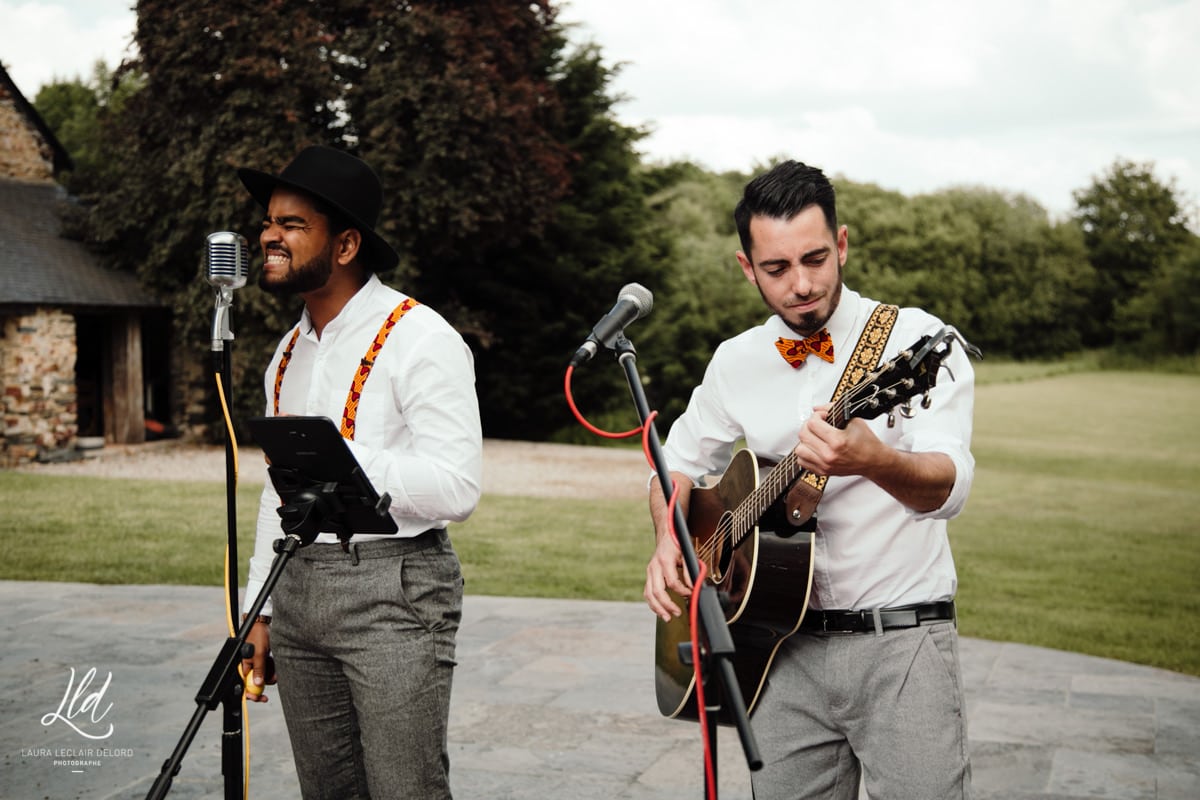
[1,368,1197,676]
[953,370,1200,674]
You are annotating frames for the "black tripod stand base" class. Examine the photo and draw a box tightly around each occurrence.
[143,535,303,800]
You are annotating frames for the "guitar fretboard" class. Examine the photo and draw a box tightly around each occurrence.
[726,392,857,548]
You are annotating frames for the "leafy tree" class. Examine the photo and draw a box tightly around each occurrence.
[1072,159,1194,346]
[77,1,346,436]
[483,42,675,441]
[34,62,143,192]
[33,77,95,184]
[838,184,986,339]
[327,7,666,439]
[73,0,661,441]
[836,179,915,301]
[327,5,571,438]
[633,162,760,429]
[922,188,1095,358]
[841,182,1097,358]
[1114,238,1200,354]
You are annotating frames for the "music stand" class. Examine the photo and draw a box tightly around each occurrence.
[249,415,398,544]
[144,415,395,799]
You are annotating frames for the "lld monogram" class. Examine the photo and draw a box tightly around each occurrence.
[40,667,115,740]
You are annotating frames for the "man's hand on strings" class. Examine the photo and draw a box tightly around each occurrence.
[644,473,696,621]
[644,532,693,621]
[793,403,886,478]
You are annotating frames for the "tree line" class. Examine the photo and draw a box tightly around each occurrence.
[31,1,1200,442]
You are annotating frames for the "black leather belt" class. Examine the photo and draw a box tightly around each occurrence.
[799,601,956,634]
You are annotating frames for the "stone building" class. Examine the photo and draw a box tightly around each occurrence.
[0,64,168,466]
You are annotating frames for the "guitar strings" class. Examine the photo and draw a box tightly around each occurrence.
[692,372,913,566]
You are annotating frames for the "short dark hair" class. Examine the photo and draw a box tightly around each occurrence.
[734,161,838,257]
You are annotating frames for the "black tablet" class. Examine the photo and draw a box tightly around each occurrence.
[248,415,397,538]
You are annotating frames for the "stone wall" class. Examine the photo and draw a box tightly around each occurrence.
[0,308,78,466]
[1,75,74,464]
[0,83,56,181]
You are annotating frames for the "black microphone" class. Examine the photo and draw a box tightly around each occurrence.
[570,283,654,367]
[206,232,250,352]
[205,231,250,289]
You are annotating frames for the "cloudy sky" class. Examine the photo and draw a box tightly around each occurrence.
[2,0,1197,221]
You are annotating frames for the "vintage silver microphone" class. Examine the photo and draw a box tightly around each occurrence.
[206,232,250,352]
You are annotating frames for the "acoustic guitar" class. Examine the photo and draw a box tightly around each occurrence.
[654,327,975,723]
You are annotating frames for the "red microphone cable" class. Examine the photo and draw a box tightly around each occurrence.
[563,365,644,440]
[564,364,718,797]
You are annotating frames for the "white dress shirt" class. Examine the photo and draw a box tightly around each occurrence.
[242,275,483,615]
[661,286,976,611]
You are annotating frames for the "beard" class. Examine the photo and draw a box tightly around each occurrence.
[258,241,335,295]
[757,266,844,337]
[786,304,834,336]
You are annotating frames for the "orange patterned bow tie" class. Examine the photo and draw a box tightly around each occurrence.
[775,329,835,367]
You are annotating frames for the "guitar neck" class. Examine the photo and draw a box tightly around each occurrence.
[732,451,801,546]
[732,399,854,546]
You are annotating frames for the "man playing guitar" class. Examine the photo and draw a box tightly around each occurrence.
[643,160,977,799]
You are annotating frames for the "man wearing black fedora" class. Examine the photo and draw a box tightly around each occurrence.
[237,145,483,799]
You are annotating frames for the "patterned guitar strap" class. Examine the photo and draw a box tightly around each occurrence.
[783,303,899,524]
[272,298,421,440]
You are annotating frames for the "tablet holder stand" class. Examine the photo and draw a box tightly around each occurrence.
[267,463,396,546]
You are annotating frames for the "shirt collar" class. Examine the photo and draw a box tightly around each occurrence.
[824,286,862,358]
[298,274,384,339]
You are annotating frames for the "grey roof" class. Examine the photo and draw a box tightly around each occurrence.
[0,179,160,310]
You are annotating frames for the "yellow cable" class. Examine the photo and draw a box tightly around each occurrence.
[215,371,251,800]
[215,371,241,484]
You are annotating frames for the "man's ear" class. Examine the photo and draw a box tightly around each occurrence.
[336,229,363,266]
[736,250,757,285]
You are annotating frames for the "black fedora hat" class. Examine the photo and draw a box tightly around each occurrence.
[238,145,399,271]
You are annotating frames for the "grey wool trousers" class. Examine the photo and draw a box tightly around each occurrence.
[269,530,463,800]
[750,622,972,800]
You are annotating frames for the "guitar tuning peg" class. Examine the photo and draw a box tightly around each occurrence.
[887,412,896,428]
[899,402,915,419]
[921,393,933,409]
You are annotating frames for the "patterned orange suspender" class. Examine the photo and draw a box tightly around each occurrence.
[271,299,421,440]
[272,327,302,417]
[340,298,419,439]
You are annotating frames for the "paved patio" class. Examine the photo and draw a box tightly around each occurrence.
[1,581,1198,799]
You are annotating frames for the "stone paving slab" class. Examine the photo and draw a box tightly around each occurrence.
[1,581,1197,800]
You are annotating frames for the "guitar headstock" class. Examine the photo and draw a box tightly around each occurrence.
[842,326,981,426]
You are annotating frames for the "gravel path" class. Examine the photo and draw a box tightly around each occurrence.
[14,438,650,500]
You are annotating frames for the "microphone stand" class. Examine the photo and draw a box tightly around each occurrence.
[211,287,240,623]
[610,334,762,798]
[210,287,244,799]
[145,533,305,800]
